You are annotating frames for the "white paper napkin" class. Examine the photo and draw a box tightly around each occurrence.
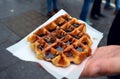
[6,9,103,79]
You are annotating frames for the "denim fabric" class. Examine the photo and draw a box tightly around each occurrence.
[47,0,58,12]
[115,0,120,11]
[105,0,120,11]
[105,0,111,7]
[80,0,93,21]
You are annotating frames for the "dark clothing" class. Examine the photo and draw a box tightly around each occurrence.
[108,75,120,79]
[107,10,120,45]
[90,0,102,16]
[107,10,120,79]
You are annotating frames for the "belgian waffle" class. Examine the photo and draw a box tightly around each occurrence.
[27,14,92,67]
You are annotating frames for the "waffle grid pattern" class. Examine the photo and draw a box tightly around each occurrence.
[27,14,92,67]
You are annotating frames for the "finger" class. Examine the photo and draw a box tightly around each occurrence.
[80,57,92,77]
[81,57,120,77]
[97,58,120,76]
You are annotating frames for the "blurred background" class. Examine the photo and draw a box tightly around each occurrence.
[0,0,117,79]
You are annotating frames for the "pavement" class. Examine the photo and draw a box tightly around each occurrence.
[0,0,116,79]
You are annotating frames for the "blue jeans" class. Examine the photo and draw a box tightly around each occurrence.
[105,0,120,11]
[105,0,111,7]
[47,0,58,12]
[115,0,120,11]
[80,0,93,21]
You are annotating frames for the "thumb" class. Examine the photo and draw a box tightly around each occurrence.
[81,58,101,77]
[81,58,120,77]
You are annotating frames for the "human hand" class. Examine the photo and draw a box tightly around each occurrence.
[81,45,120,77]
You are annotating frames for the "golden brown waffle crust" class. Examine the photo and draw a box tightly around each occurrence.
[27,14,93,67]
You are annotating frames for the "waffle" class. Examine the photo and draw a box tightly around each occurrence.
[27,14,93,67]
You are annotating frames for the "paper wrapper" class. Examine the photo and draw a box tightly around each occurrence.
[6,9,103,79]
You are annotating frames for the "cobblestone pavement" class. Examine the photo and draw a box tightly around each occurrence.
[0,0,116,79]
